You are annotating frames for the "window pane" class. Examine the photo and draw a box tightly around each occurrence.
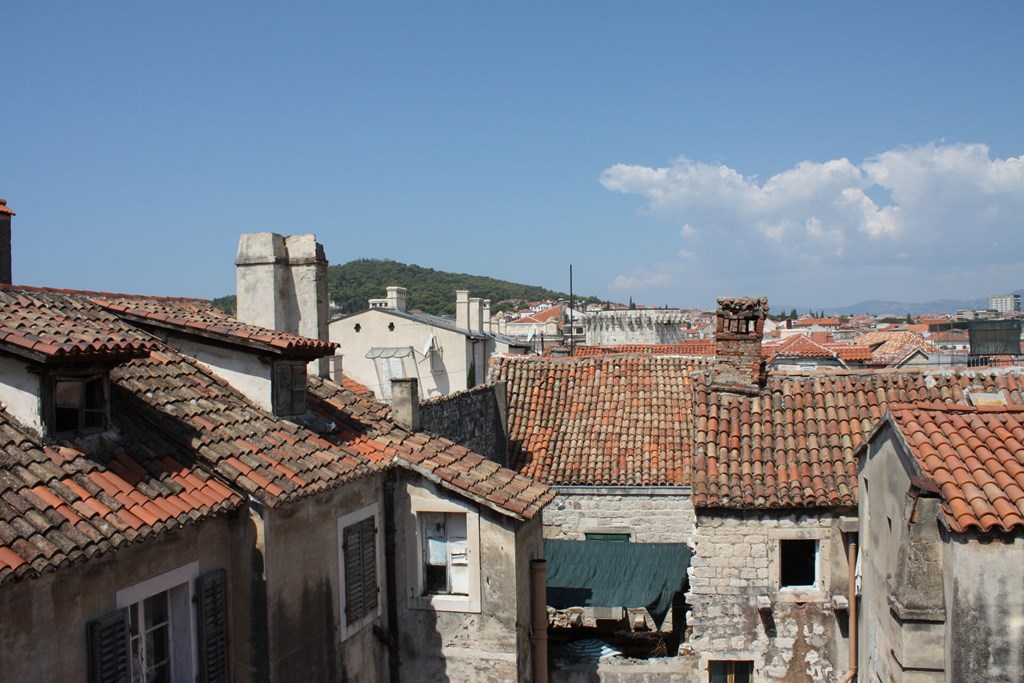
[55,380,83,407]
[425,565,448,594]
[84,377,105,408]
[709,662,728,683]
[144,593,169,627]
[55,407,79,433]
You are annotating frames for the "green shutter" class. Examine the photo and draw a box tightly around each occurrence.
[87,608,129,683]
[196,569,230,683]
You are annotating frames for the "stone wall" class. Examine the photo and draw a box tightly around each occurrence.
[585,310,690,345]
[420,382,508,466]
[686,509,854,683]
[542,487,695,544]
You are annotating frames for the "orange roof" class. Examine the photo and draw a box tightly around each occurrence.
[855,330,940,365]
[793,317,841,327]
[889,403,1024,532]
[493,354,711,486]
[763,335,842,362]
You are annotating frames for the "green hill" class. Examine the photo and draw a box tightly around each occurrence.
[328,259,602,316]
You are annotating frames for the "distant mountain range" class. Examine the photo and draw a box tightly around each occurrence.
[775,289,1024,317]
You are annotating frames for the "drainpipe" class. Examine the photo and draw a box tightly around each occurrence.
[840,540,858,683]
[384,472,401,683]
[530,558,548,683]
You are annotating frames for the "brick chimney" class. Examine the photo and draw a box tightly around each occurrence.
[0,199,14,285]
[711,296,769,394]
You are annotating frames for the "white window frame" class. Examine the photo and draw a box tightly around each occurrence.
[768,528,830,603]
[116,562,200,683]
[337,503,382,641]
[408,494,481,613]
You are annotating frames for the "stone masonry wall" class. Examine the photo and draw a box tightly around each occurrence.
[686,509,853,683]
[542,488,695,544]
[420,383,508,466]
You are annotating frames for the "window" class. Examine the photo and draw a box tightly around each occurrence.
[273,362,307,416]
[408,494,480,613]
[87,564,228,683]
[779,539,819,588]
[421,512,469,595]
[339,505,380,638]
[710,660,754,683]
[48,373,108,436]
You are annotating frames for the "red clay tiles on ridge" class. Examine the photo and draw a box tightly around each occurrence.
[92,296,337,356]
[573,342,716,357]
[890,402,1024,532]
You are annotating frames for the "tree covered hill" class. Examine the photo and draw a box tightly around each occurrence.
[328,259,602,316]
[213,259,604,316]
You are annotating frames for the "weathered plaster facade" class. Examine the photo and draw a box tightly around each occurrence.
[394,475,544,683]
[0,509,248,683]
[686,509,854,682]
[859,422,1024,682]
[585,310,691,345]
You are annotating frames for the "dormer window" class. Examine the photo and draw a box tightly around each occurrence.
[46,372,109,437]
[273,361,307,417]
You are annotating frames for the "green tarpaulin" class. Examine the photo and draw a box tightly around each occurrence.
[544,540,691,624]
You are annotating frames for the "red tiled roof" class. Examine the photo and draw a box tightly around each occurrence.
[693,369,1024,509]
[0,288,153,361]
[574,342,715,357]
[855,330,940,366]
[114,348,378,508]
[889,403,1024,532]
[793,317,841,327]
[92,295,337,357]
[828,344,874,362]
[0,408,241,585]
[492,354,711,486]
[763,335,843,363]
[309,378,554,520]
[0,199,14,216]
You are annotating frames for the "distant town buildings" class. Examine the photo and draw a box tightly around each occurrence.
[989,292,1022,314]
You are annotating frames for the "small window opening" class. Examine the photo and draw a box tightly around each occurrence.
[584,532,630,543]
[51,375,108,435]
[421,512,469,596]
[779,539,818,588]
[388,322,395,331]
[273,362,307,416]
[710,660,753,683]
[354,323,361,333]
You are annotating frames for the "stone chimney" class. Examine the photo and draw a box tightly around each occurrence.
[0,199,14,285]
[482,300,492,333]
[236,233,330,376]
[391,377,421,431]
[710,296,769,394]
[386,286,408,312]
[456,290,470,330]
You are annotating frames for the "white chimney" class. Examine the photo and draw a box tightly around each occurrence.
[386,286,408,312]
[469,297,483,333]
[456,290,470,330]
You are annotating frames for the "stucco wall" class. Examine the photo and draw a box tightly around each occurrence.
[0,509,247,683]
[330,311,474,400]
[944,530,1024,681]
[420,383,508,466]
[542,487,696,544]
[0,353,43,435]
[260,473,384,683]
[394,474,541,682]
[165,332,274,412]
[687,509,853,682]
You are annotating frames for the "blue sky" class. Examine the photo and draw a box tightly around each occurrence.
[5,3,1023,311]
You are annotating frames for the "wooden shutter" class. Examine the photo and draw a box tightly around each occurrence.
[87,608,129,683]
[290,364,307,415]
[196,569,230,683]
[273,363,292,415]
[344,516,378,624]
[344,523,364,624]
[359,517,378,613]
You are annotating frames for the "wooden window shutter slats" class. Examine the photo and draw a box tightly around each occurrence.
[87,608,129,683]
[196,568,230,683]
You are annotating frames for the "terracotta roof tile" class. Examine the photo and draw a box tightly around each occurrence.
[90,295,337,357]
[573,342,715,357]
[854,330,940,366]
[0,200,14,217]
[0,287,153,361]
[890,402,1024,532]
[694,368,1024,509]
[491,354,710,486]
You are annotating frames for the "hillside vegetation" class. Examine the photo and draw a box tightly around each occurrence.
[327,259,602,316]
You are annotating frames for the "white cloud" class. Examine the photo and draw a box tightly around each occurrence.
[600,143,1024,303]
[610,270,676,291]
